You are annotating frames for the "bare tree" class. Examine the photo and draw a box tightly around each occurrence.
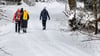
[93,0,98,34]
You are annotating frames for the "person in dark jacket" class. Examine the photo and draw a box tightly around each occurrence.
[20,8,23,13]
[40,7,50,30]
[20,8,23,28]
[21,10,29,33]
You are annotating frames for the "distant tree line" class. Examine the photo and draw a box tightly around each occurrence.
[5,0,21,2]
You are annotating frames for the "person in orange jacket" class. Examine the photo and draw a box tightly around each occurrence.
[21,10,29,33]
[13,8,22,33]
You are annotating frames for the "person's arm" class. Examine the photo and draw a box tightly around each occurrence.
[40,11,42,20]
[12,12,16,22]
[27,13,29,20]
[47,11,50,20]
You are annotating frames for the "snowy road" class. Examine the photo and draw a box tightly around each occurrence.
[0,2,92,56]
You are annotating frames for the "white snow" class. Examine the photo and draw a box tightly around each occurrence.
[76,2,84,8]
[0,1,100,56]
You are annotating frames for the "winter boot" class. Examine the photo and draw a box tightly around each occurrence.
[23,28,27,33]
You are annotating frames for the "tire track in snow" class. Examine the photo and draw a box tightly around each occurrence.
[22,33,65,56]
[19,33,50,56]
[43,31,91,56]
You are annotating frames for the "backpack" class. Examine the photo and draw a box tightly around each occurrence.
[23,10,28,20]
[42,10,46,16]
[15,12,21,21]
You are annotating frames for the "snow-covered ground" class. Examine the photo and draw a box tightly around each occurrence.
[0,1,100,56]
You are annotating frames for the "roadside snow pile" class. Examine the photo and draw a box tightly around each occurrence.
[63,1,96,32]
[76,10,95,23]
[0,6,11,27]
[76,2,84,8]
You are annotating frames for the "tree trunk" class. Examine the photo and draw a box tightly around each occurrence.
[93,0,98,34]
[68,0,76,10]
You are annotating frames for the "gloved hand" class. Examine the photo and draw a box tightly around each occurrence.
[12,20,14,23]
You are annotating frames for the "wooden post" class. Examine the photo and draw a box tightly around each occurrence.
[93,0,98,34]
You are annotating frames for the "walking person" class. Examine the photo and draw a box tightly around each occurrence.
[20,8,24,28]
[13,8,21,33]
[21,10,29,33]
[40,7,50,30]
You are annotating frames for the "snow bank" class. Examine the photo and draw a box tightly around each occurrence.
[77,2,84,8]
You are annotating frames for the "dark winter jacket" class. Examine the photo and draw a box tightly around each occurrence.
[20,8,23,13]
[40,9,50,20]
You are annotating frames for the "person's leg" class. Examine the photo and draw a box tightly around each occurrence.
[42,20,45,30]
[25,21,28,32]
[42,20,44,27]
[23,28,26,33]
[20,20,22,29]
[44,20,46,30]
[22,20,24,33]
[24,28,27,33]
[18,21,20,33]
[15,22,18,32]
[23,28,24,32]
[25,21,27,33]
[22,21,27,33]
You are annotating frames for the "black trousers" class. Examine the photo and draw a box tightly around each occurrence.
[15,21,20,33]
[22,20,28,33]
[22,20,28,28]
[42,20,47,29]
